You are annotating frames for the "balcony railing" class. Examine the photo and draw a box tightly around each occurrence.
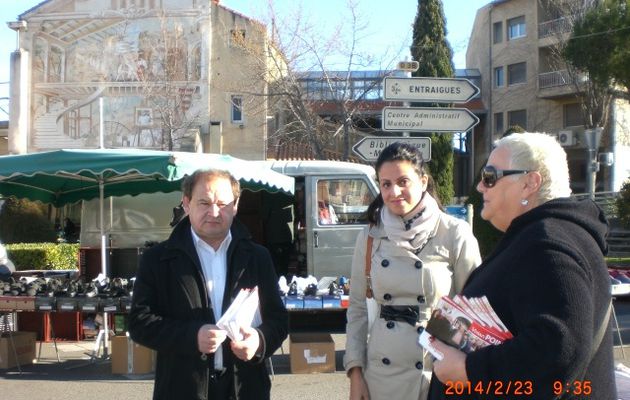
[538,16,573,39]
[539,70,570,88]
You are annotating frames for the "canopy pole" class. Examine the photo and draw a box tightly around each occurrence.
[99,97,104,149]
[99,178,109,358]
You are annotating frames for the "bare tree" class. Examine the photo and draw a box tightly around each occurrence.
[134,14,201,151]
[540,0,612,131]
[222,0,408,160]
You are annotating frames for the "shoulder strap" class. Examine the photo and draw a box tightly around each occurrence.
[553,300,611,399]
[365,235,373,299]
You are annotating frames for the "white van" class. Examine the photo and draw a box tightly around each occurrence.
[80,160,379,280]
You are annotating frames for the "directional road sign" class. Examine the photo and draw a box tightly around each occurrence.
[383,77,480,103]
[382,106,480,133]
[352,137,431,162]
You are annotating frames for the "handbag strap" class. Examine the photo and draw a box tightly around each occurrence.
[553,299,612,399]
[365,235,374,299]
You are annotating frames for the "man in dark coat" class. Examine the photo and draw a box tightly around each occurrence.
[129,169,288,400]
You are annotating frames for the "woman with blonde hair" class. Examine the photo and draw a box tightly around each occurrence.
[428,132,616,399]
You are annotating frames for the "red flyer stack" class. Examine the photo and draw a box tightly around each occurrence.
[418,295,512,360]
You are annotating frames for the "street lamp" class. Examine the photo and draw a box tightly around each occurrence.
[582,127,603,199]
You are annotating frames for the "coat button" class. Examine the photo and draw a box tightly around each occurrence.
[414,260,423,269]
[381,259,390,267]
[382,357,391,365]
[417,295,425,303]
[386,321,395,329]
[383,293,392,301]
[415,361,423,370]
[417,326,424,334]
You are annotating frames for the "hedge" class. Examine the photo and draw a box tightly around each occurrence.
[5,243,80,271]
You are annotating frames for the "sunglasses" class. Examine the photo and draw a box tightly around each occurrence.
[481,165,529,188]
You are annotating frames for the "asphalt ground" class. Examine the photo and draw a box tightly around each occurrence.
[0,333,350,400]
[3,325,630,400]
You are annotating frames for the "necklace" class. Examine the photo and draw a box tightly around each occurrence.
[403,208,425,231]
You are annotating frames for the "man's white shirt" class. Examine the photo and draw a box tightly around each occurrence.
[191,228,231,370]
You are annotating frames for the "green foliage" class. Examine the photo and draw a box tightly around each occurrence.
[410,0,455,205]
[617,179,630,228]
[0,197,57,243]
[411,0,454,78]
[466,178,503,258]
[502,125,525,137]
[428,133,454,205]
[563,0,630,93]
[5,243,80,271]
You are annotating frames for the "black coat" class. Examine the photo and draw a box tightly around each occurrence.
[429,198,616,399]
[129,217,288,400]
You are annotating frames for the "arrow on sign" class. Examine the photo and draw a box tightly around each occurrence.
[382,107,480,133]
[352,137,431,162]
[383,77,480,103]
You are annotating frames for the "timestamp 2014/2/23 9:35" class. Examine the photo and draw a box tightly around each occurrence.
[444,380,593,397]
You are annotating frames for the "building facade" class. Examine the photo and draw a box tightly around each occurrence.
[8,0,273,160]
[467,0,630,193]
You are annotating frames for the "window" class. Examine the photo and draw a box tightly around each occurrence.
[317,179,375,225]
[508,16,526,40]
[564,103,583,127]
[231,95,243,123]
[493,21,503,44]
[494,66,504,87]
[507,62,526,85]
[229,29,246,47]
[508,109,527,130]
[494,112,504,134]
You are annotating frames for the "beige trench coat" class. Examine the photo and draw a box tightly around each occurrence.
[344,213,481,400]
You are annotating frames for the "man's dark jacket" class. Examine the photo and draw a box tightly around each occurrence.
[429,198,616,399]
[129,216,288,400]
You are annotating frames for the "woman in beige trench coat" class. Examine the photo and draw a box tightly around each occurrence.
[344,143,481,400]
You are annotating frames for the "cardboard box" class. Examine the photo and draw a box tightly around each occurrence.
[322,295,341,309]
[34,297,55,312]
[14,297,35,311]
[56,298,78,312]
[0,296,17,311]
[111,335,155,374]
[0,331,36,369]
[284,295,304,310]
[78,297,100,312]
[289,333,335,374]
[303,295,323,309]
[101,298,120,312]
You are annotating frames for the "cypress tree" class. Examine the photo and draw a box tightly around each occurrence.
[410,0,455,205]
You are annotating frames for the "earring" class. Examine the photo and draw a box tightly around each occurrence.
[520,199,529,206]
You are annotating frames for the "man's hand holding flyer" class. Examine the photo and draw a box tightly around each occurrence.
[418,295,512,360]
[216,286,262,341]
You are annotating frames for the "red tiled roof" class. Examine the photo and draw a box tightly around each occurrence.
[267,141,365,163]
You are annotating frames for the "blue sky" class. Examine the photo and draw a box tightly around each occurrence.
[0,0,491,114]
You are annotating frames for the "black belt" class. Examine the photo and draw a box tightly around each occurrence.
[380,305,420,326]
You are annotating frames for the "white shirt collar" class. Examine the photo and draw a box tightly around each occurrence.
[190,228,232,254]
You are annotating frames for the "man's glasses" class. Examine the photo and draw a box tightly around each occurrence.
[481,165,529,188]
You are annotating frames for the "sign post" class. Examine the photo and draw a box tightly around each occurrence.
[352,137,431,162]
[383,77,480,103]
[351,71,481,168]
[382,106,479,133]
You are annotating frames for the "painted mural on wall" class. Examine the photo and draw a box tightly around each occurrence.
[30,5,205,151]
